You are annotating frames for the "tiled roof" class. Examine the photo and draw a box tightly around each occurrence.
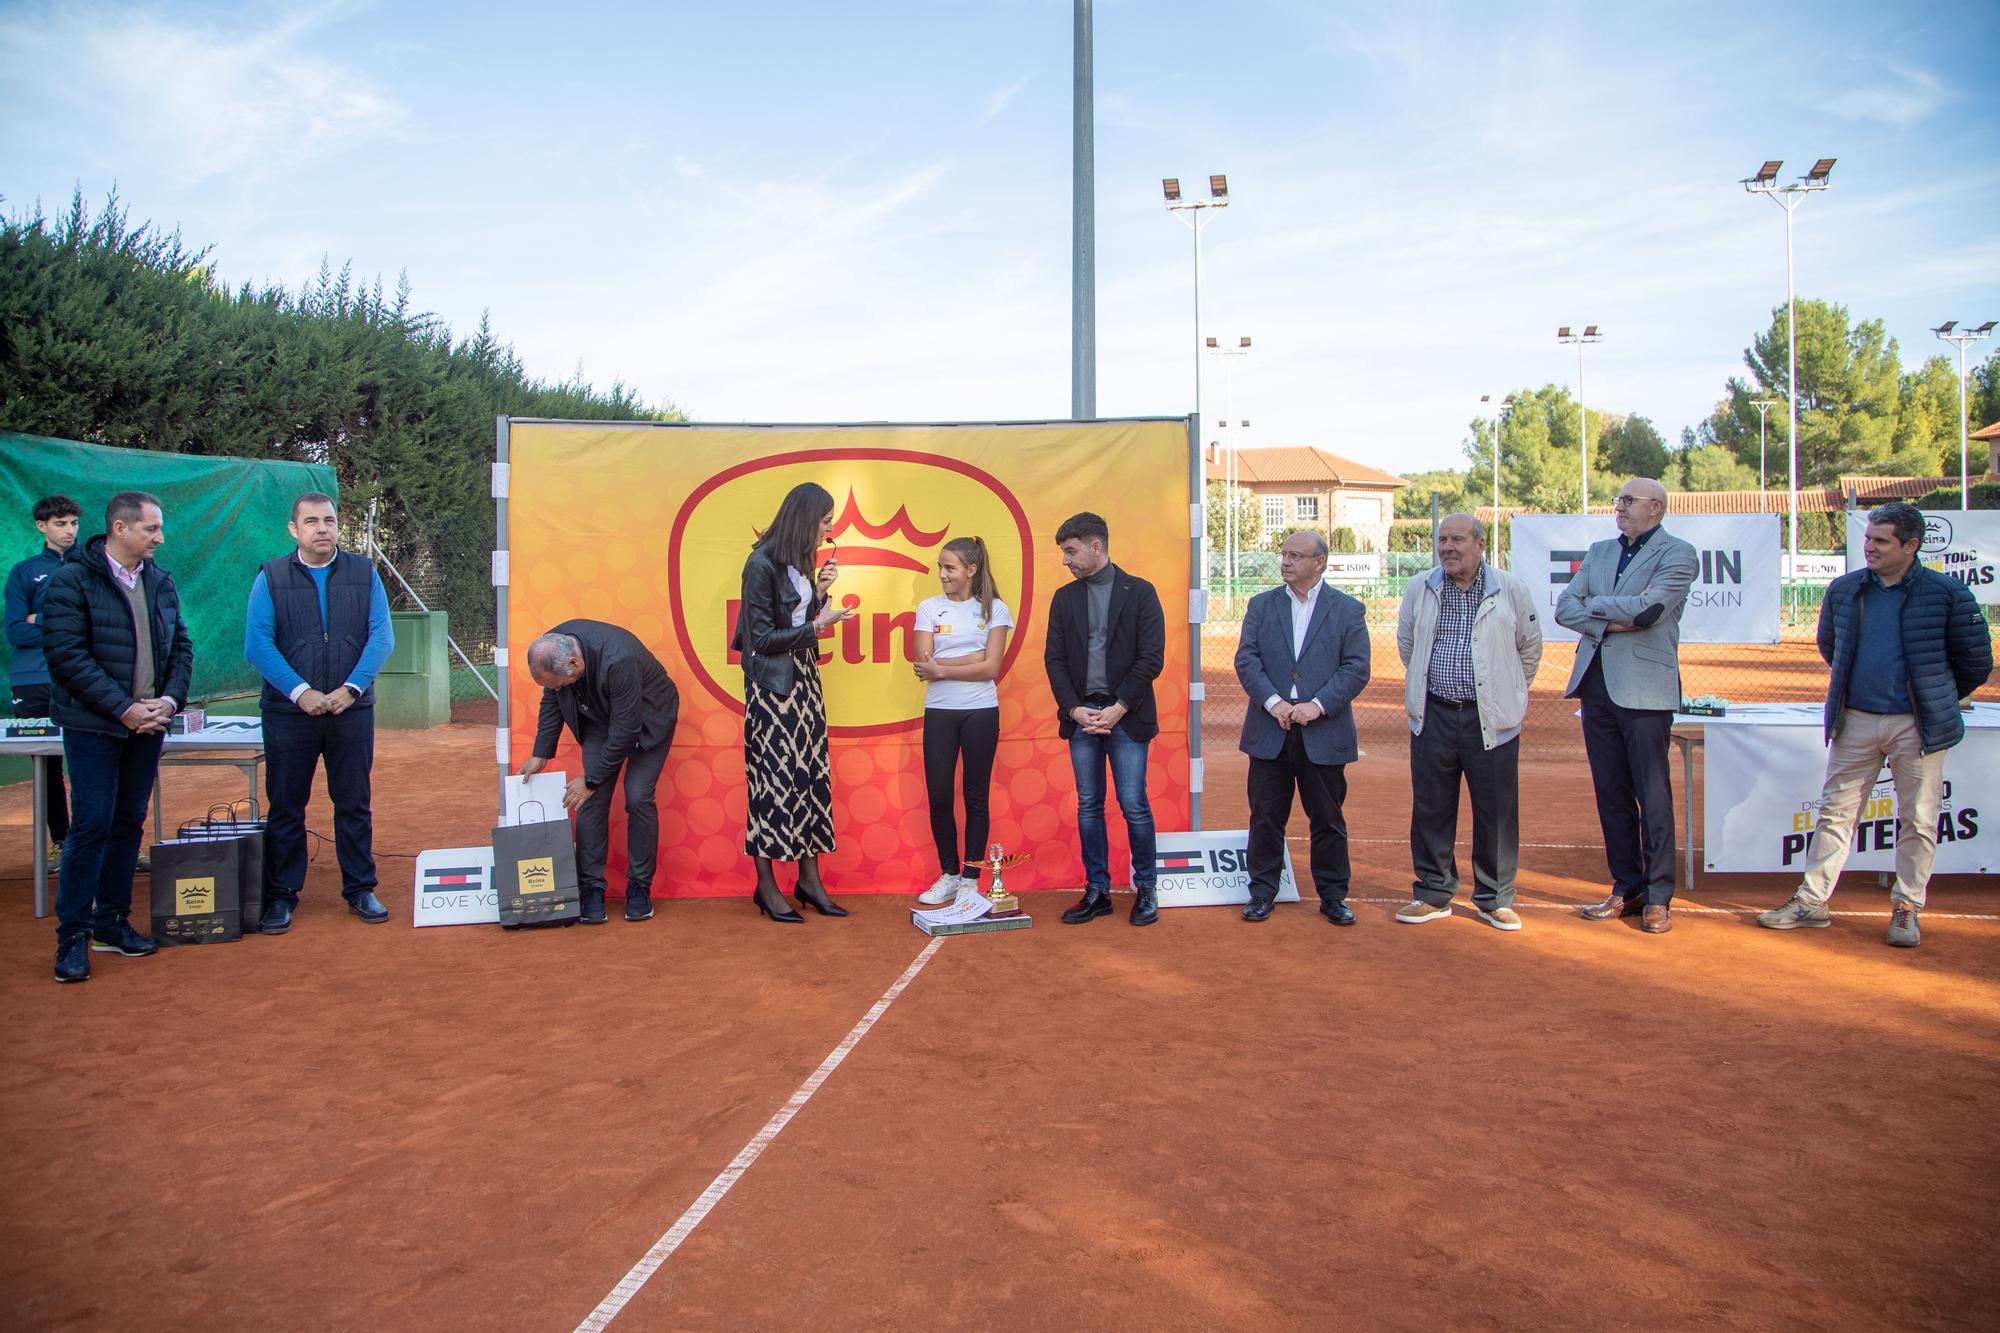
[1971,420,2000,442]
[1203,446,1406,488]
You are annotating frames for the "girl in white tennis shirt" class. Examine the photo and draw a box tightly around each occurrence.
[911,536,1013,905]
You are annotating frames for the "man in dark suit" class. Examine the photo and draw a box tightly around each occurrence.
[517,621,680,924]
[1234,530,1371,924]
[1555,477,1699,934]
[1043,512,1166,926]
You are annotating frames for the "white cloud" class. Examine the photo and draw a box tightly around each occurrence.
[1817,63,1945,129]
[0,1,404,183]
[979,75,1030,125]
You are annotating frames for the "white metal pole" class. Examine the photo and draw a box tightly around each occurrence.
[1492,409,1501,563]
[1758,406,1767,496]
[1959,339,1970,510]
[1785,199,1799,563]
[1577,342,1588,515]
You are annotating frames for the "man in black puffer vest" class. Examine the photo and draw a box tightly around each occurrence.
[243,493,395,932]
[39,492,195,984]
[1758,501,1993,949]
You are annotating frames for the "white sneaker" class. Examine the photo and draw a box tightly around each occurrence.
[918,874,964,906]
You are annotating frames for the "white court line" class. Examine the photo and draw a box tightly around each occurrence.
[1340,896,2000,921]
[574,936,946,1333]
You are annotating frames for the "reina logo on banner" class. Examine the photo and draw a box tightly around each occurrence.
[669,449,1035,735]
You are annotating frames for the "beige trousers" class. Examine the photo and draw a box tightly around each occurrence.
[1797,710,1945,908]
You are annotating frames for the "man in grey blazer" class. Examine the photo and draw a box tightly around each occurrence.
[1555,477,1699,933]
[1234,530,1372,924]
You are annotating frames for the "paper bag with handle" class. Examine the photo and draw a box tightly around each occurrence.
[491,799,579,929]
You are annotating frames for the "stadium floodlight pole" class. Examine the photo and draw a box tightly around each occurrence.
[1480,393,1515,562]
[1556,326,1602,514]
[1934,320,1996,510]
[1743,157,1835,561]
[1165,174,1230,531]
[1208,335,1252,609]
[1071,0,1095,419]
[1750,398,1780,499]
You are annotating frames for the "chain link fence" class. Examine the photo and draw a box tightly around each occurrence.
[1198,552,2000,763]
[344,501,498,718]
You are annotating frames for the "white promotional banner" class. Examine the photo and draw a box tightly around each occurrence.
[412,846,499,926]
[1702,705,1997,874]
[1845,510,2000,604]
[1510,514,1780,644]
[1324,553,1382,584]
[1149,830,1300,907]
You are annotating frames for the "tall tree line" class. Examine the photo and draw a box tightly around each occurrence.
[0,190,679,649]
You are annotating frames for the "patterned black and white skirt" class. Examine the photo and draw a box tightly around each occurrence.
[743,648,836,859]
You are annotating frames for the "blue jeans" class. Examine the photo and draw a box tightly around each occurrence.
[1068,723,1156,891]
[57,728,165,938]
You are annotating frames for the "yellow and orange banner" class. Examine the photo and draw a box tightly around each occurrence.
[505,420,1194,896]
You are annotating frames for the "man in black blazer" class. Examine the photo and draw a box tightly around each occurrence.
[1234,531,1371,924]
[518,620,680,924]
[1043,512,1166,926]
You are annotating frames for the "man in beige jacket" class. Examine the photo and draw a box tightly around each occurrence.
[1393,514,1543,930]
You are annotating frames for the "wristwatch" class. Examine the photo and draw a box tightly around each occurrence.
[342,684,362,700]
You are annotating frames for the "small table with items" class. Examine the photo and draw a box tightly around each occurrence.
[1668,702,1999,890]
[1,717,267,919]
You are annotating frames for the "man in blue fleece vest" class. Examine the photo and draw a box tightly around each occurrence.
[244,493,395,932]
[1758,501,1993,949]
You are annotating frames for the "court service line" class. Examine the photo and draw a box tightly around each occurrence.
[574,936,947,1333]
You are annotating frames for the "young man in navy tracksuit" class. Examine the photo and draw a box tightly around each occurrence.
[5,495,81,867]
[243,492,395,933]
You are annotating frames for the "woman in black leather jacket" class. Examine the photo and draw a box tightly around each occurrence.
[732,481,857,921]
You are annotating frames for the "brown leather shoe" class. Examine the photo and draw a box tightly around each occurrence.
[1641,904,1672,934]
[1580,892,1644,921]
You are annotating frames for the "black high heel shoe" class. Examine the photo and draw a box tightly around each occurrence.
[794,879,849,917]
[754,884,804,923]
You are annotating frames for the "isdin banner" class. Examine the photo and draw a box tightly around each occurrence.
[1510,514,1781,644]
[503,419,1194,897]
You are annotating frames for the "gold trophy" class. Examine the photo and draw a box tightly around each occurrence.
[973,842,1030,917]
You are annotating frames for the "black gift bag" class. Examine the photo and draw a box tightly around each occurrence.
[176,817,266,930]
[149,837,243,945]
[492,802,579,929]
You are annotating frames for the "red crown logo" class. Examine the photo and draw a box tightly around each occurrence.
[822,489,950,572]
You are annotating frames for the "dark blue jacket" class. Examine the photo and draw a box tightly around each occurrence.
[5,544,72,686]
[39,534,196,736]
[1819,563,1993,752]
[1234,581,1372,765]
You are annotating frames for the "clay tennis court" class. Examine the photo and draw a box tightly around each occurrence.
[3,642,1997,1330]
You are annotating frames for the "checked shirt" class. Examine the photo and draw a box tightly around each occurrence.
[1426,565,1483,702]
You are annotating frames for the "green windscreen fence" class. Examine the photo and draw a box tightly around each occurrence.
[0,433,336,701]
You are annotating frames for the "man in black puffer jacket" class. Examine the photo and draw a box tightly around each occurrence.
[1758,501,1993,949]
[39,492,195,983]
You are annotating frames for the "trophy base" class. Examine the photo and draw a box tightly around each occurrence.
[912,912,1032,937]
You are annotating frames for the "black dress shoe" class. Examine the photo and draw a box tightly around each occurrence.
[795,880,849,917]
[1061,887,1113,924]
[54,933,90,983]
[1129,886,1159,926]
[1321,901,1356,926]
[347,891,390,924]
[1241,898,1275,922]
[258,898,295,935]
[754,884,804,923]
[579,891,608,925]
[624,892,655,922]
[90,920,158,956]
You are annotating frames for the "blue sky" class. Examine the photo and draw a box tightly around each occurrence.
[3,0,1996,475]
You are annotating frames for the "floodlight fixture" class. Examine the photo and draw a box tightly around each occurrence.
[1162,177,1181,201]
[1205,336,1218,348]
[1805,158,1836,183]
[1209,174,1228,199]
[1557,325,1571,339]
[1238,336,1252,348]
[1746,160,1783,186]
[1975,321,1997,335]
[1934,320,1958,335]
[1583,324,1600,338]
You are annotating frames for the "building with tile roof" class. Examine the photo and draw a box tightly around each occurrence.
[1203,445,1407,551]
